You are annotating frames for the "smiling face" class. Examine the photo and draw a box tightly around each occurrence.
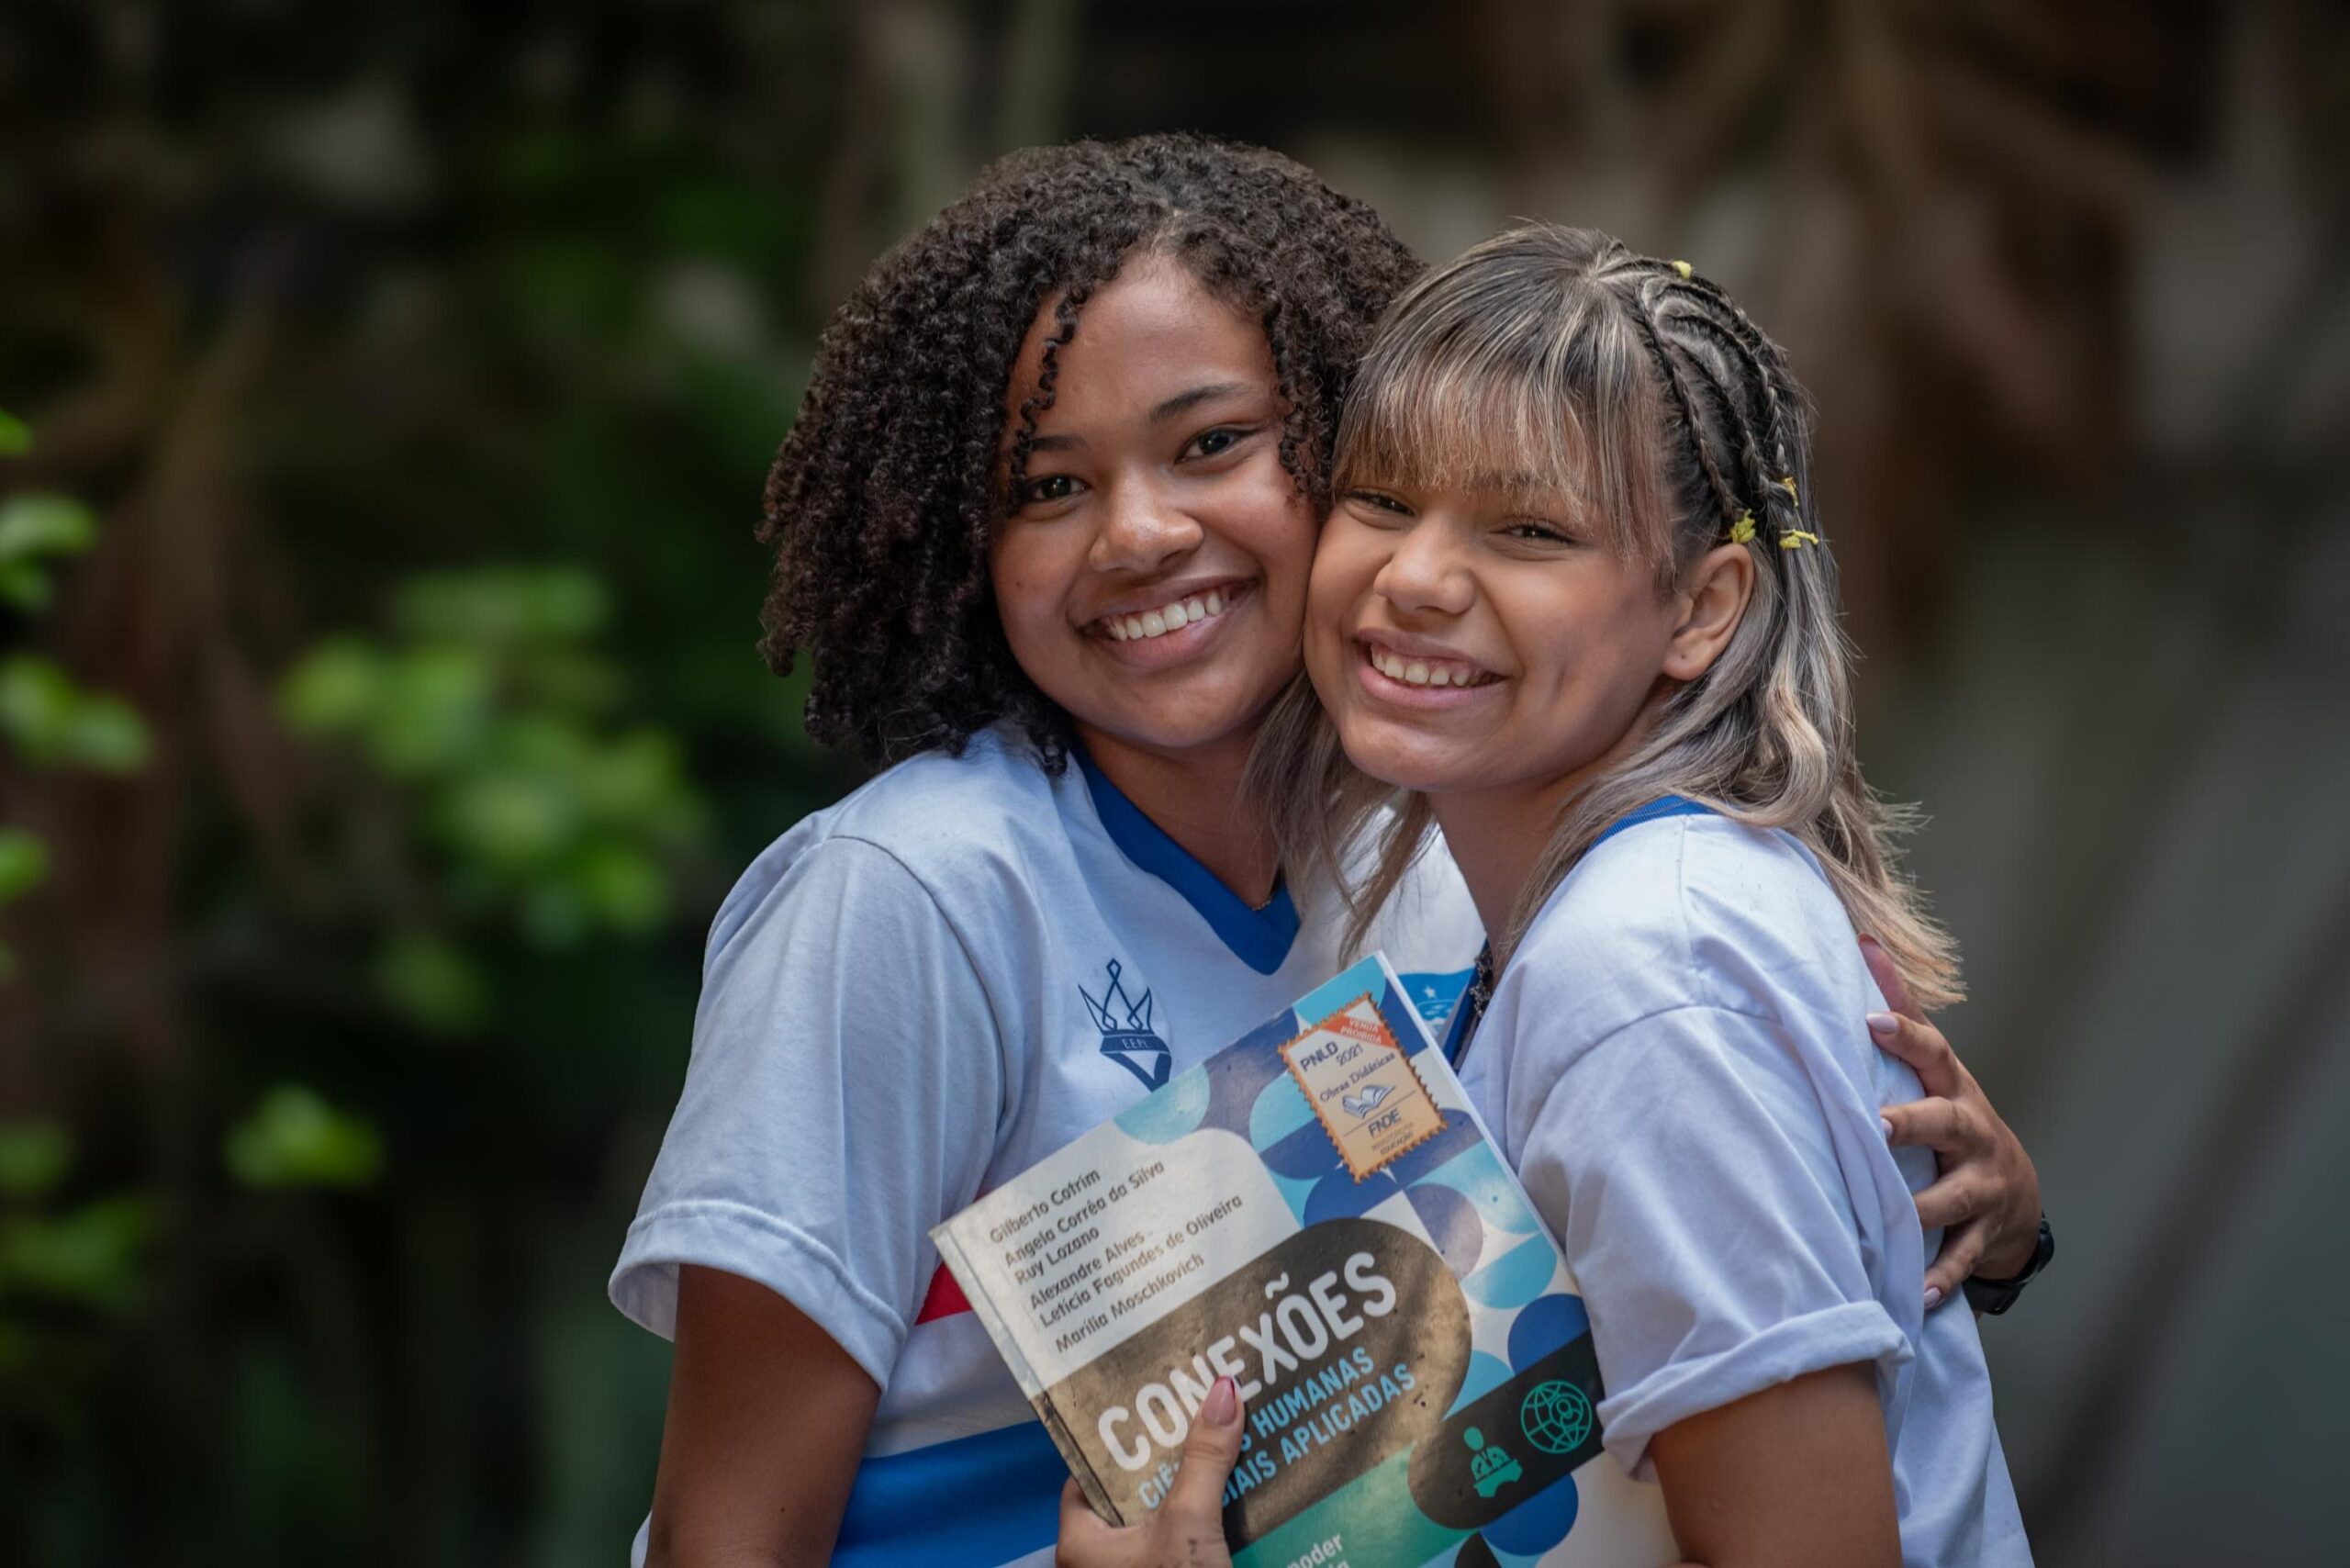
[1304,480,1690,809]
[989,255,1316,771]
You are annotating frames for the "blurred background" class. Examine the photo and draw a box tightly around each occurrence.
[1,2,2343,1562]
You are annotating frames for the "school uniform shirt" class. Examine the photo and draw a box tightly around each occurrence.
[609,724,1480,1568]
[1458,805,2031,1567]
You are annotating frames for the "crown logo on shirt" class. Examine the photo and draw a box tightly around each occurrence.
[1082,958,1169,1090]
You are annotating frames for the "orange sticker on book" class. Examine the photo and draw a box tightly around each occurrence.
[1279,992,1446,1181]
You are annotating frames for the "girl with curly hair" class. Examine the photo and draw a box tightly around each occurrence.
[609,138,2043,1568]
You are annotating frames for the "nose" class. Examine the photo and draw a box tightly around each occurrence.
[1372,517,1474,619]
[1088,474,1203,576]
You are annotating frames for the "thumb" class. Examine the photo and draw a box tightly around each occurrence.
[1159,1377,1246,1535]
[1857,933,1918,1019]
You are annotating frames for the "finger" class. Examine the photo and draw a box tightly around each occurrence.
[1923,1218,1989,1306]
[1880,1095,1966,1154]
[1868,1010,1964,1098]
[1159,1377,1247,1534]
[1058,1477,1116,1551]
[1915,1171,1992,1233]
[1857,934,1917,1018]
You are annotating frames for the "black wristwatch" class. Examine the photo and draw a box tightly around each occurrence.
[1963,1215,2054,1316]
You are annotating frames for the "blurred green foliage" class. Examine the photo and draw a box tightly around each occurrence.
[225,1089,386,1191]
[280,566,707,1030]
[0,7,867,1563]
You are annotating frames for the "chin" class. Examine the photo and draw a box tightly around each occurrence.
[1335,719,1486,795]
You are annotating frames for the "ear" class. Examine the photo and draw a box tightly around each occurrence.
[1662,543,1754,682]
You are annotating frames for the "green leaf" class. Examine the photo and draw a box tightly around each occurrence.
[0,1195,158,1308]
[392,567,607,645]
[0,559,51,610]
[0,657,148,771]
[224,1087,385,1190]
[0,493,96,563]
[277,637,383,734]
[61,694,149,772]
[0,409,29,455]
[364,644,491,776]
[437,768,577,867]
[0,655,79,760]
[572,840,666,932]
[0,1122,70,1196]
[373,929,490,1036]
[0,830,46,903]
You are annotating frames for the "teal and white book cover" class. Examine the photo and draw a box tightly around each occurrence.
[932,953,1675,1568]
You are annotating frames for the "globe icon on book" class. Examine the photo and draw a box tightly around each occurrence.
[1520,1380,1595,1455]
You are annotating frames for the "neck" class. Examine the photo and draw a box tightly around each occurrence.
[1428,779,1572,945]
[1431,711,1665,947]
[1077,722,1280,906]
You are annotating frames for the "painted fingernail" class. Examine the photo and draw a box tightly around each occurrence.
[1867,1012,1899,1036]
[1203,1376,1238,1426]
[1923,1285,1944,1311]
[1881,1116,1895,1140]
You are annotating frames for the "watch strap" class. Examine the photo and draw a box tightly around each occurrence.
[1963,1215,2054,1316]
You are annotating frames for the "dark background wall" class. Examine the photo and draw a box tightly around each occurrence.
[1,3,2342,1562]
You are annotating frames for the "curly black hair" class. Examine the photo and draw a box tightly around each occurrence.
[758,133,1424,768]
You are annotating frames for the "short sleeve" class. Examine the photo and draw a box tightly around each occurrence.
[1511,1002,1911,1478]
[608,836,1006,1385]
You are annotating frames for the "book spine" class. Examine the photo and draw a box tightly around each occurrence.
[930,1223,1125,1524]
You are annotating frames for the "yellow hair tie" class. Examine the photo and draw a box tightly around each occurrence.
[1778,475,1799,503]
[1778,529,1821,550]
[1729,513,1757,544]
[1671,259,1694,279]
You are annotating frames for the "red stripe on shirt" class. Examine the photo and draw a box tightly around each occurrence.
[915,1261,972,1323]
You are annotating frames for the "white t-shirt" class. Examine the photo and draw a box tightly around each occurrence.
[1458,806,2031,1567]
[610,725,1480,1567]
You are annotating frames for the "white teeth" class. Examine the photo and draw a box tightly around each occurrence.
[1370,645,1486,688]
[1100,588,1238,644]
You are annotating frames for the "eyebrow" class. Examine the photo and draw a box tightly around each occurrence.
[1149,381,1251,424]
[1016,382,1256,455]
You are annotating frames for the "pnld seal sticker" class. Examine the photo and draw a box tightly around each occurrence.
[1280,993,1446,1180]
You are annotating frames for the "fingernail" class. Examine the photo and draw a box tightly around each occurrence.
[1880,1115,1894,1140]
[1923,1285,1944,1311]
[1867,1011,1899,1036]
[1203,1376,1237,1426]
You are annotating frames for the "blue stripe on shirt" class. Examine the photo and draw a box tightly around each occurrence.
[834,1418,1064,1566]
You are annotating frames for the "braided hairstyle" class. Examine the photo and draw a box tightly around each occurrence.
[760,134,1424,769]
[1259,224,1961,1006]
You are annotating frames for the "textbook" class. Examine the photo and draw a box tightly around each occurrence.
[931,954,1676,1568]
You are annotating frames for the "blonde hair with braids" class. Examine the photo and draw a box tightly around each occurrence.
[1252,223,1961,1007]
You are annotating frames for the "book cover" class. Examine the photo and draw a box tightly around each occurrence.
[932,954,1675,1567]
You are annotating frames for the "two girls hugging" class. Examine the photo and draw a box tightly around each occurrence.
[612,136,2042,1567]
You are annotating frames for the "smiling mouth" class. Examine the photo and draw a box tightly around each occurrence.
[1093,583,1247,643]
[1361,642,1499,689]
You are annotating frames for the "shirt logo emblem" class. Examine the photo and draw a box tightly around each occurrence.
[1080,958,1169,1090]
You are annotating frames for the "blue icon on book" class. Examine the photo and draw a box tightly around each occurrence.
[1341,1083,1394,1120]
[1082,958,1170,1090]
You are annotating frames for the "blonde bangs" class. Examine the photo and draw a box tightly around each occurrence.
[1333,263,1677,570]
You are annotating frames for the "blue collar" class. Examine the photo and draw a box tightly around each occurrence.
[1073,746,1300,976]
[1593,793,1711,846]
[1442,795,1712,1067]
